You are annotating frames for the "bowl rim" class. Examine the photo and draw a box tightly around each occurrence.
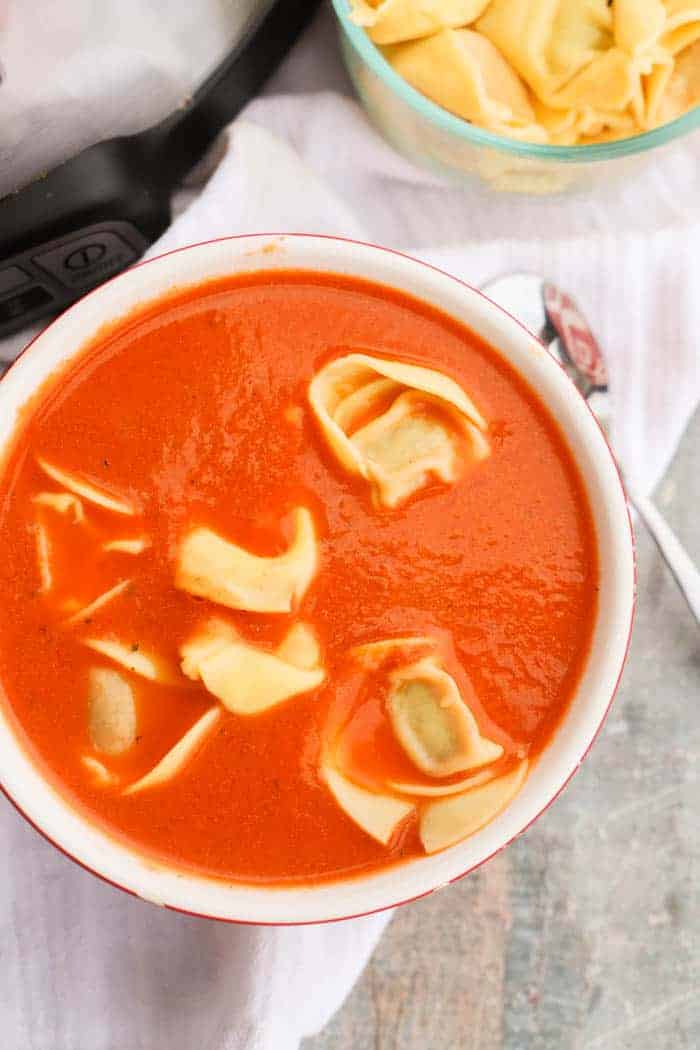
[0,232,636,924]
[330,0,700,164]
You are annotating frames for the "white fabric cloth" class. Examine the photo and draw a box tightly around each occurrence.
[2,8,700,1050]
[1,801,388,1050]
[0,0,262,198]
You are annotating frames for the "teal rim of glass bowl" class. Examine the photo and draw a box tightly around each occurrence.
[331,0,700,164]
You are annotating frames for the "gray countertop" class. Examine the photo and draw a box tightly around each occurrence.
[304,410,700,1050]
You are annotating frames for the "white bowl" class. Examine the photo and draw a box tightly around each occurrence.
[0,234,635,924]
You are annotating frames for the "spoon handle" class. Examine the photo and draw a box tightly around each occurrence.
[626,482,700,625]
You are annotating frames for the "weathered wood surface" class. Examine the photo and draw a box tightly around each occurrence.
[303,413,700,1049]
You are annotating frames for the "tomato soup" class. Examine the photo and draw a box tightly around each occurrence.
[0,272,597,884]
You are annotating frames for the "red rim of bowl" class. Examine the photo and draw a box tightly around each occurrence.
[0,232,637,926]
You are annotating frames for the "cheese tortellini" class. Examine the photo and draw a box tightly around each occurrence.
[349,0,700,144]
[36,457,138,515]
[180,618,325,715]
[322,637,525,854]
[387,656,503,776]
[309,353,489,508]
[175,506,318,613]
[419,758,528,853]
[87,668,137,756]
[352,0,492,44]
[322,765,415,844]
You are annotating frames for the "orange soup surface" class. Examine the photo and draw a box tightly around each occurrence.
[0,272,597,884]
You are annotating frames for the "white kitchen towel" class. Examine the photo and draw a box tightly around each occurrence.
[2,8,700,1050]
[1,795,389,1050]
[0,0,266,199]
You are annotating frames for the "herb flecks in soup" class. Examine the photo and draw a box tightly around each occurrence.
[0,272,597,884]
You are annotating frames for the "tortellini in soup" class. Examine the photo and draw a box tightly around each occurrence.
[124,708,222,796]
[386,656,503,776]
[180,618,325,715]
[309,353,490,508]
[87,668,136,756]
[176,506,318,613]
[322,637,527,854]
[419,759,528,853]
[322,765,415,845]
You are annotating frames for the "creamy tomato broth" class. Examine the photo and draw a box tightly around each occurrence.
[0,272,597,884]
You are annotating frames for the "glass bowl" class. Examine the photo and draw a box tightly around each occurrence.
[330,0,700,195]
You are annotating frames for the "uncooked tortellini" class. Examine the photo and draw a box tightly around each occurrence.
[349,0,700,145]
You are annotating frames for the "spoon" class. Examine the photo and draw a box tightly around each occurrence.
[482,272,700,626]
